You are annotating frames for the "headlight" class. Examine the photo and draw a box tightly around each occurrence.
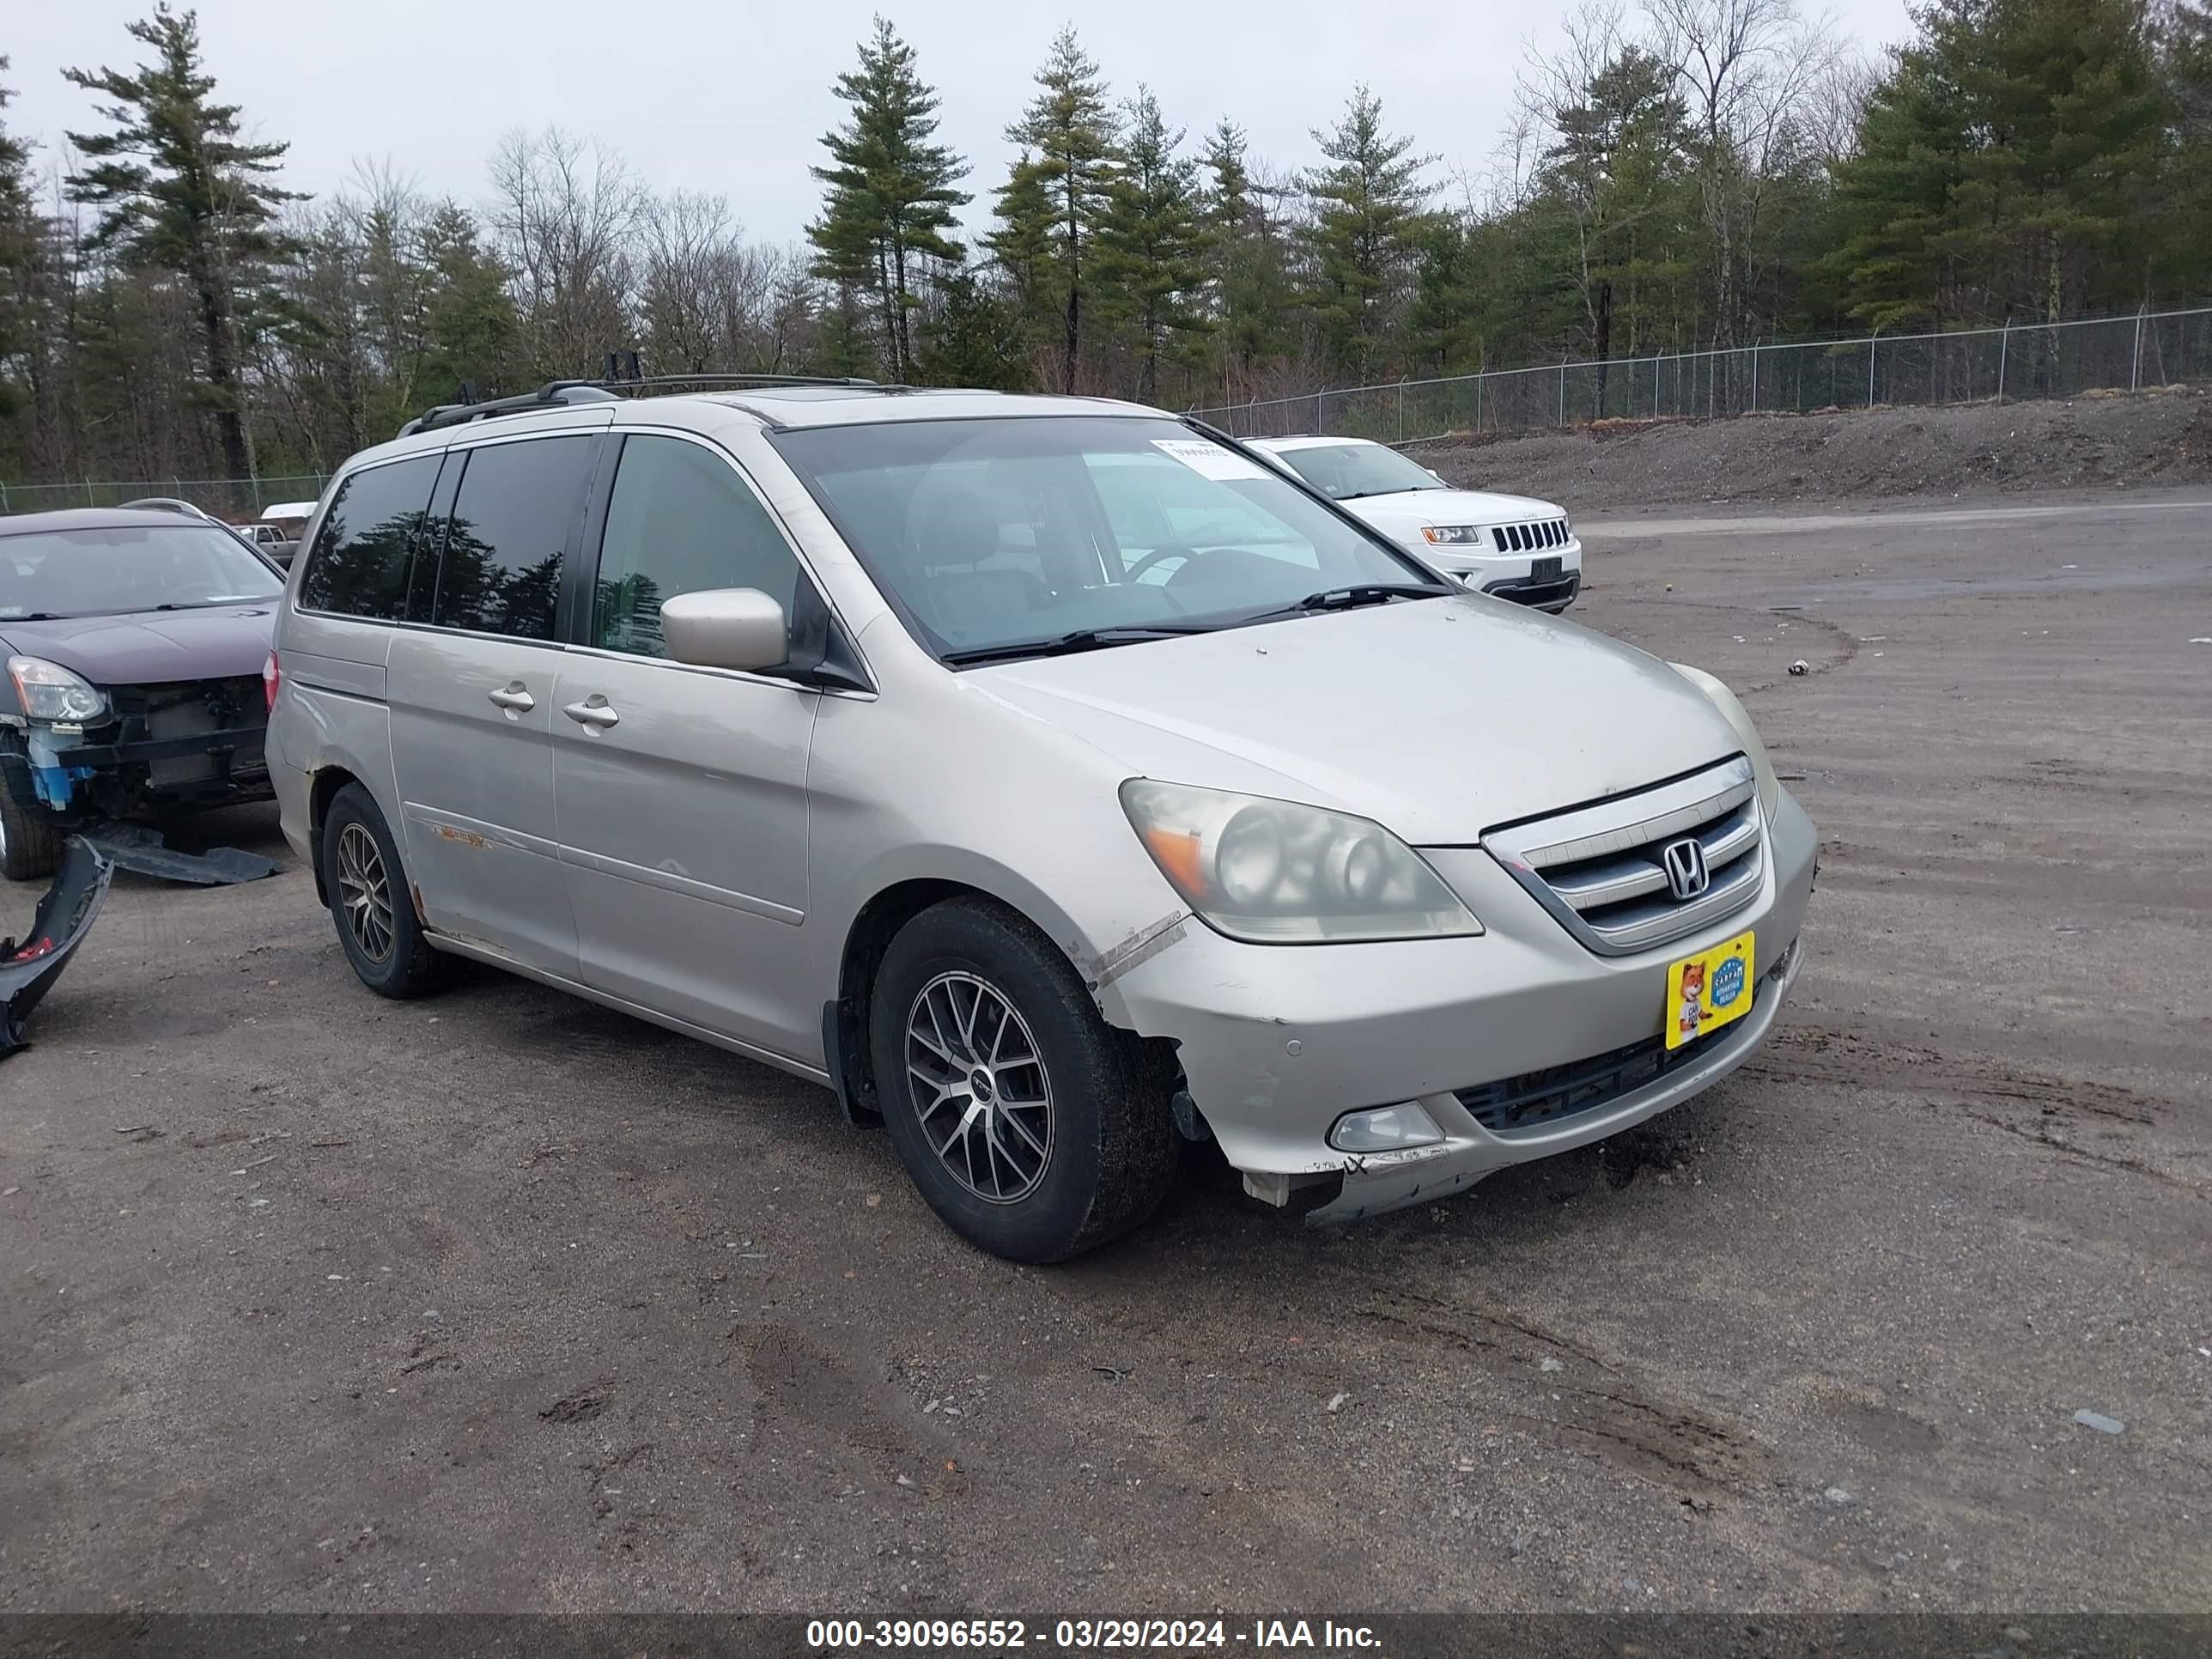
[1121,779,1482,944]
[7,656,110,724]
[1670,664,1779,818]
[1421,525,1486,546]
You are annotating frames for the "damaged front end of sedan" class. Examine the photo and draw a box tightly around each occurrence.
[2,665,274,882]
[0,836,114,1060]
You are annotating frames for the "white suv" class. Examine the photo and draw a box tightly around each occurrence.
[1249,436,1582,611]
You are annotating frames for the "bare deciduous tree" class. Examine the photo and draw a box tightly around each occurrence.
[1644,0,1842,355]
[487,125,641,377]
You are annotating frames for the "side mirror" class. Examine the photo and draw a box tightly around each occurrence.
[1425,468,1446,483]
[660,587,787,672]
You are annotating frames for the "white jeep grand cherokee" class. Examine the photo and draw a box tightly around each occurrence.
[1249,435,1582,611]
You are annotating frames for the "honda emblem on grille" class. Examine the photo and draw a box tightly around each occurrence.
[1662,836,1711,901]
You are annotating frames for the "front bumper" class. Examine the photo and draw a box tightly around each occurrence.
[1,724,270,823]
[1429,536,1585,611]
[1103,787,1817,1221]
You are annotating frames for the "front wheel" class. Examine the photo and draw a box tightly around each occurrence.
[0,787,64,884]
[869,897,1177,1263]
[319,783,446,999]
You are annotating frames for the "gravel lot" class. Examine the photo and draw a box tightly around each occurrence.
[3,489,2209,1616]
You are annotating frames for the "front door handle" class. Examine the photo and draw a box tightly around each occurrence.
[487,683,535,713]
[562,696,620,731]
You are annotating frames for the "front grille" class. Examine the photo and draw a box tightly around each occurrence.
[1495,518,1571,552]
[1483,757,1765,957]
[1455,943,1794,1136]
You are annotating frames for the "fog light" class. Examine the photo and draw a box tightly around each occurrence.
[1328,1102,1444,1152]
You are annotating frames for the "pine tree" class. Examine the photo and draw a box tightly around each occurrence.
[916,266,1030,389]
[815,282,878,378]
[1540,46,1694,406]
[1196,121,1289,399]
[0,61,40,430]
[421,204,520,401]
[1406,214,1482,374]
[807,16,969,383]
[986,150,1057,339]
[64,4,299,479]
[1093,88,1208,403]
[2167,0,2212,283]
[1304,87,1434,382]
[1834,0,2172,331]
[1829,35,1975,330]
[1003,27,1120,391]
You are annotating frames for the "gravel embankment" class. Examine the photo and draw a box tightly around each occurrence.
[1419,387,2212,512]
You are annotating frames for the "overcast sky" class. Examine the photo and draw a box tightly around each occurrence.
[5,0,1914,247]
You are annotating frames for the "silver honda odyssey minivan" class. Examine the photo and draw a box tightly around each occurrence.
[269,378,1815,1261]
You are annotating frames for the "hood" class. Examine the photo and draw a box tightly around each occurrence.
[969,594,1737,844]
[1342,487,1565,539]
[0,606,277,687]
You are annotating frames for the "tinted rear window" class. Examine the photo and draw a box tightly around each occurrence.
[431,437,595,641]
[298,456,441,619]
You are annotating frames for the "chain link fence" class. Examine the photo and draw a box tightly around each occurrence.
[7,305,2209,508]
[0,473,331,521]
[1192,306,2212,444]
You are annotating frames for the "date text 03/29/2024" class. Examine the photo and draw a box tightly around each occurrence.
[806,1619,1383,1650]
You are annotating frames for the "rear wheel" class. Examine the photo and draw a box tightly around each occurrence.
[869,896,1177,1263]
[0,788,64,884]
[319,783,445,998]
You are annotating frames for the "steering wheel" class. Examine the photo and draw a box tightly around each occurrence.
[1123,544,1206,583]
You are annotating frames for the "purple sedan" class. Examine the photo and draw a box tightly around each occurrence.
[2,507,284,881]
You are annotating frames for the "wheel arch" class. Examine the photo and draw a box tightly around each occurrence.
[825,854,1116,1121]
[825,878,983,1129]
[303,763,363,906]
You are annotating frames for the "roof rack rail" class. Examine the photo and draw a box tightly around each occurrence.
[603,371,902,391]
[398,370,913,439]
[398,380,618,438]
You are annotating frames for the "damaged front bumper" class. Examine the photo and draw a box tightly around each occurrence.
[1101,787,1819,1224]
[1,677,270,826]
[1299,938,1802,1221]
[1,837,115,1059]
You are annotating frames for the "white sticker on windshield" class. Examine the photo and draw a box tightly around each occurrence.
[1152,438,1269,482]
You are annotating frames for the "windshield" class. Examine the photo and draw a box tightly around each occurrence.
[771,416,1442,661]
[0,524,283,621]
[1271,442,1446,501]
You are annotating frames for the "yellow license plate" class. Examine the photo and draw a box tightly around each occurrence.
[1664,930,1756,1050]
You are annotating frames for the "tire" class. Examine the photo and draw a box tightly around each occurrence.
[0,787,64,884]
[319,783,445,999]
[869,896,1177,1264]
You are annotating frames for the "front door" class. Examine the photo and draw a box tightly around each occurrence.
[551,432,821,1058]
[386,431,602,974]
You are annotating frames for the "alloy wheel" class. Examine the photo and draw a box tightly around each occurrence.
[904,971,1054,1204]
[335,821,395,963]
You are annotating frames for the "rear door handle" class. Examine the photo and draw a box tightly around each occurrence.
[487,683,535,713]
[562,696,620,730]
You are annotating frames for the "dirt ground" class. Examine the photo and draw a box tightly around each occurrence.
[3,488,2209,1618]
[1422,388,2212,510]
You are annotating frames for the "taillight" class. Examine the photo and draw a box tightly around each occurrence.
[263,650,280,713]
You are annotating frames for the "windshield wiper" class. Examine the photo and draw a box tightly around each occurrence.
[941,624,1213,666]
[1289,582,1450,613]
